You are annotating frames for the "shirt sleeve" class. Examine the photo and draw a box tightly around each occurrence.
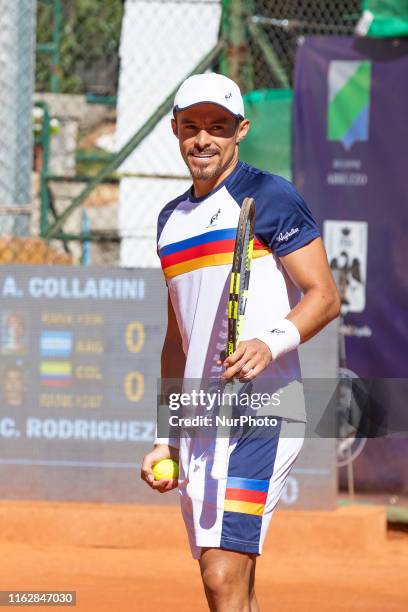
[256,176,320,257]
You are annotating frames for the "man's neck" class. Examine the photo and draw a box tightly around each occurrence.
[192,158,239,199]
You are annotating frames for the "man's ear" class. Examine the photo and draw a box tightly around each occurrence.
[171,117,178,138]
[236,118,250,144]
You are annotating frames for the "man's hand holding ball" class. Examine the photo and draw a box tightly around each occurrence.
[141,445,179,493]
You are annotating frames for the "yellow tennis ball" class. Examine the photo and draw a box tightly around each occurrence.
[152,459,179,481]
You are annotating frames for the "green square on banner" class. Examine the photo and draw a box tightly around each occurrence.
[327,61,372,150]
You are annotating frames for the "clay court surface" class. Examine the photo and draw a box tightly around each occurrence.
[1,502,408,611]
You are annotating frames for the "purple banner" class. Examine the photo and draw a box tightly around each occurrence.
[292,37,408,494]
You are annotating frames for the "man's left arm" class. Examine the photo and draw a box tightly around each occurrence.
[221,237,340,381]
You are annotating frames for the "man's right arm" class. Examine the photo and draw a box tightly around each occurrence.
[160,292,186,398]
[140,293,186,492]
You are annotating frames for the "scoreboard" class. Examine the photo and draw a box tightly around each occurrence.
[0,265,169,504]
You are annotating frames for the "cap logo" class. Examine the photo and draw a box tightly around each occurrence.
[225,92,232,100]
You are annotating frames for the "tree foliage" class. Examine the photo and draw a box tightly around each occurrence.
[36,0,124,94]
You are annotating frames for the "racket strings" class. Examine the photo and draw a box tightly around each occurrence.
[235,209,254,345]
[227,199,255,355]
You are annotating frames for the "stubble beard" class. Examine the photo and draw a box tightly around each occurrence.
[188,161,223,180]
[186,154,224,181]
[186,147,240,183]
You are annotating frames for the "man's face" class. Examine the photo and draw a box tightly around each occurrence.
[171,103,249,181]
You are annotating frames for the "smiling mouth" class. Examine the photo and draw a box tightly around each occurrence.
[190,153,217,162]
[189,149,218,157]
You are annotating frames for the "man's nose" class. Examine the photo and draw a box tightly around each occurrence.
[194,129,211,149]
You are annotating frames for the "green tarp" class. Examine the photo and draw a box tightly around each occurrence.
[239,89,292,181]
[356,0,408,37]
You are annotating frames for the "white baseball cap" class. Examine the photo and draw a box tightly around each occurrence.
[173,73,245,118]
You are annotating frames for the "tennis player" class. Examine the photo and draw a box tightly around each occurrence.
[141,73,340,611]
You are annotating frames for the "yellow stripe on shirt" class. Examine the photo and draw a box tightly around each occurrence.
[224,499,265,516]
[164,248,271,280]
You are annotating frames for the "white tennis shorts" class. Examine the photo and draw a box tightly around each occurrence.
[177,417,305,559]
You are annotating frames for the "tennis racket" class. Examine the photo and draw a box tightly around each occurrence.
[211,197,256,479]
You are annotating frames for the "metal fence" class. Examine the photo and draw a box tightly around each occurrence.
[35,1,361,96]
[0,0,362,266]
[249,0,360,89]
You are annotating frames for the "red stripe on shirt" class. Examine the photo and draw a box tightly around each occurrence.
[225,487,268,504]
[161,239,235,269]
[253,238,268,250]
[161,237,270,269]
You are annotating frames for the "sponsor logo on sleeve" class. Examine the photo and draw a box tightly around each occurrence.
[277,227,299,243]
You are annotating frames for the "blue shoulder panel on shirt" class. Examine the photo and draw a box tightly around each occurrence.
[227,162,320,256]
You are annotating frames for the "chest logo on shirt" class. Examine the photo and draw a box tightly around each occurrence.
[206,208,221,228]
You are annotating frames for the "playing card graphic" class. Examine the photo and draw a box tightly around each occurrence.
[324,220,368,313]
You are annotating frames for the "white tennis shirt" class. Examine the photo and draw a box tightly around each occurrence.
[157,161,320,422]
